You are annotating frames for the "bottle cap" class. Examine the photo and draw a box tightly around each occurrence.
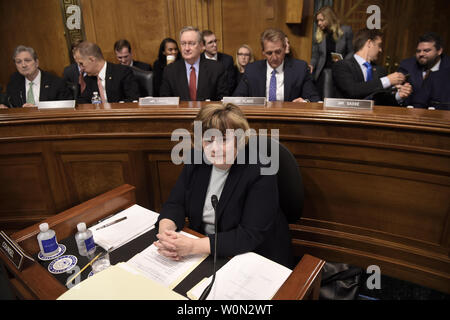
[77,222,87,232]
[39,223,49,232]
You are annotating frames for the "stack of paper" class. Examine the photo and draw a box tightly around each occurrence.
[187,252,292,300]
[127,231,208,289]
[89,204,159,251]
[57,263,187,300]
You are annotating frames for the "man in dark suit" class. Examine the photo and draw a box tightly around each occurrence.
[201,30,236,94]
[233,28,320,102]
[160,26,228,101]
[114,39,152,71]
[398,32,450,106]
[332,28,412,106]
[74,41,140,104]
[6,45,72,108]
[62,39,85,100]
[412,67,450,110]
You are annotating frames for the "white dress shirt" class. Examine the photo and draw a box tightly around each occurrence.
[97,62,108,102]
[265,61,284,101]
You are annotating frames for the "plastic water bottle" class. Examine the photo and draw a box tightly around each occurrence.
[37,223,59,257]
[91,91,102,104]
[75,222,96,257]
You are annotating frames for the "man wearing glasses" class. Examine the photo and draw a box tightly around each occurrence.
[160,26,228,101]
[233,28,320,102]
[202,30,236,94]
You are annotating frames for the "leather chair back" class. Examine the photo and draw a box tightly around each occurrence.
[131,66,153,97]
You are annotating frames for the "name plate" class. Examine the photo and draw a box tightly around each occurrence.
[139,97,180,106]
[222,97,267,106]
[0,231,34,270]
[324,98,373,110]
[37,100,76,109]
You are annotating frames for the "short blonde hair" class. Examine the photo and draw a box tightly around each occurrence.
[194,103,250,147]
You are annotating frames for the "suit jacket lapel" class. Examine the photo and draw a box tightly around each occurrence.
[39,70,50,101]
[105,62,112,98]
[215,163,244,222]
[283,59,293,101]
[350,57,365,82]
[258,61,268,97]
[177,60,190,99]
[197,60,208,100]
[189,164,212,229]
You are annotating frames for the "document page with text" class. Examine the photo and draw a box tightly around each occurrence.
[126,231,207,289]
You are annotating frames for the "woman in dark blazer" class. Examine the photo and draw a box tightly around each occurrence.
[155,103,294,268]
[152,38,182,97]
[310,6,353,98]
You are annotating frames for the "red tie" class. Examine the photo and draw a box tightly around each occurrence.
[189,65,197,101]
[79,72,86,93]
[97,76,107,102]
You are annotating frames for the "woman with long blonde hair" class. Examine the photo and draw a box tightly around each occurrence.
[310,6,353,98]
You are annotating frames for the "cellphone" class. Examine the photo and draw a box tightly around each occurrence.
[404,73,410,82]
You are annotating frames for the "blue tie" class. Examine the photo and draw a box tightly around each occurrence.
[269,70,277,101]
[363,62,373,82]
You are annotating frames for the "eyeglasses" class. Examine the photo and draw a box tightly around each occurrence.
[180,41,199,47]
[237,53,251,57]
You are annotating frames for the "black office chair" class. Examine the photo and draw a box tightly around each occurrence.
[66,82,79,101]
[257,137,304,223]
[130,66,153,97]
[322,68,335,99]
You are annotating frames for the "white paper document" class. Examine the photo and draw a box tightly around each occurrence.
[187,252,292,300]
[127,231,207,289]
[89,204,159,251]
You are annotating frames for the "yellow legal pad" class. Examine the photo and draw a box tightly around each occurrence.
[57,262,187,300]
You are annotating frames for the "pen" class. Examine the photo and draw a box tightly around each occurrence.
[96,216,127,231]
[66,252,102,286]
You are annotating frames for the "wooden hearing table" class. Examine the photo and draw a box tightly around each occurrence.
[0,101,448,294]
[0,184,324,300]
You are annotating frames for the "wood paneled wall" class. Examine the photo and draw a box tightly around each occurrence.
[0,0,315,91]
[334,0,450,73]
[0,0,71,92]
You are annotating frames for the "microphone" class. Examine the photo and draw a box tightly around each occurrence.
[199,194,219,300]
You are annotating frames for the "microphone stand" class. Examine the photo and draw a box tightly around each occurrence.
[199,195,219,300]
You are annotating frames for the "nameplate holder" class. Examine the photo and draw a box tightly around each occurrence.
[139,97,180,106]
[37,100,76,110]
[324,98,373,110]
[0,231,35,270]
[222,97,267,106]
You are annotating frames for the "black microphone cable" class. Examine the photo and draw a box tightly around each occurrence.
[199,194,219,300]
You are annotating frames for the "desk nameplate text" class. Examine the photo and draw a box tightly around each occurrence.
[1,231,35,270]
[139,97,180,106]
[324,98,373,110]
[222,97,267,106]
